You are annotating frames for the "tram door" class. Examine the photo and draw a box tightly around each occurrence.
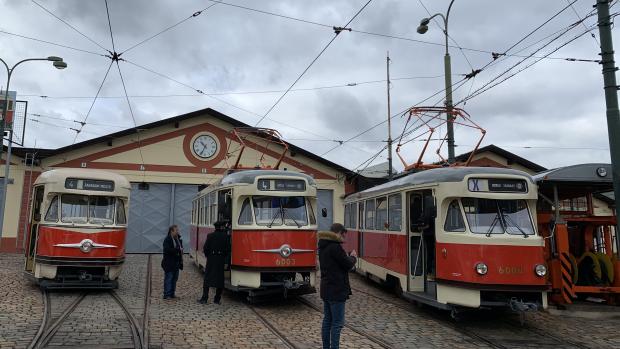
[407,190,435,296]
[25,186,44,273]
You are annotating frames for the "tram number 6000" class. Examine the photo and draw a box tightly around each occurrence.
[275,258,296,266]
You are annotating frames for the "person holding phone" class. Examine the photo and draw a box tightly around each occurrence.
[318,223,357,349]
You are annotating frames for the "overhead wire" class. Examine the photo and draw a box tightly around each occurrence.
[254,0,375,126]
[72,61,114,143]
[104,0,117,53]
[115,60,146,168]
[121,2,219,54]
[0,30,107,57]
[29,112,129,129]
[18,75,443,99]
[31,0,109,52]
[566,0,600,47]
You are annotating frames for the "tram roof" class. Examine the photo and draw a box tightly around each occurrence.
[349,167,533,199]
[218,170,317,186]
[533,163,612,185]
[35,168,131,189]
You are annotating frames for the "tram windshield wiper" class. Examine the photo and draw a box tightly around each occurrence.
[485,213,501,237]
[267,208,282,228]
[282,208,302,228]
[501,211,529,238]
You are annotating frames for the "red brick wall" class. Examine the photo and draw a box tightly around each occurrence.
[15,171,41,253]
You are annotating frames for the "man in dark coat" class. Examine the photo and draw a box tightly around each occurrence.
[198,220,230,304]
[318,223,356,349]
[162,225,183,299]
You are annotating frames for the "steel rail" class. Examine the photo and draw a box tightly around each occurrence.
[247,305,301,349]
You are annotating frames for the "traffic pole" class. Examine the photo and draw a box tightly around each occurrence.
[596,0,620,254]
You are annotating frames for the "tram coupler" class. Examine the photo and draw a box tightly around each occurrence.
[509,298,539,325]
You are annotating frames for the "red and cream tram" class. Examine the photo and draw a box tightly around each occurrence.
[343,167,550,313]
[190,170,318,300]
[24,169,131,289]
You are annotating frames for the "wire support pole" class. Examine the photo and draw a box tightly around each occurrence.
[597,0,620,257]
[386,52,393,180]
[0,57,59,240]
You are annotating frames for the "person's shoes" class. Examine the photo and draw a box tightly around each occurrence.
[214,299,221,305]
[163,296,172,300]
[197,298,208,304]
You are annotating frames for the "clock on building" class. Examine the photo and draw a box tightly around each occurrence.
[191,134,218,159]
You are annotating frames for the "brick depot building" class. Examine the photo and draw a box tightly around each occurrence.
[0,108,360,253]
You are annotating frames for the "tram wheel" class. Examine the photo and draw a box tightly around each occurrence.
[450,308,461,322]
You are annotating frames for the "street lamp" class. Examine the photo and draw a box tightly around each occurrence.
[0,56,67,242]
[417,0,457,164]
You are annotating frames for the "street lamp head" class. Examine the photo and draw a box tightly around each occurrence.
[420,18,430,26]
[47,56,63,62]
[417,24,429,34]
[53,61,67,70]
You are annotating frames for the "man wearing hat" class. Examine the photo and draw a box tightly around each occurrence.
[198,220,230,304]
[318,223,357,349]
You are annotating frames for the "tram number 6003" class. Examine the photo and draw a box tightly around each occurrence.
[275,258,296,266]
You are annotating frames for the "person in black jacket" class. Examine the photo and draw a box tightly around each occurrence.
[162,225,183,300]
[318,223,357,349]
[197,220,230,304]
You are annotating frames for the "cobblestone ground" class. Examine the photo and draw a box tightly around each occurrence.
[3,253,620,349]
[46,292,134,348]
[0,254,43,349]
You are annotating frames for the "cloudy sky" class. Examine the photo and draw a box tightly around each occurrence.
[0,0,617,172]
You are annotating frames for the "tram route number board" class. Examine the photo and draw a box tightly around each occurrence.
[468,178,527,193]
[257,179,306,191]
[65,178,115,192]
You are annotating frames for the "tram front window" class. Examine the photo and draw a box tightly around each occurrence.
[462,198,535,236]
[252,196,309,227]
[61,194,119,225]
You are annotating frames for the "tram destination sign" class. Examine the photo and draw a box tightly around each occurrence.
[257,179,306,191]
[468,178,527,193]
[65,178,115,192]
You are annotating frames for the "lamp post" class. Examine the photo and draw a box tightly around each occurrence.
[417,0,457,164]
[0,56,67,241]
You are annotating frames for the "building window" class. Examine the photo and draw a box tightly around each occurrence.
[388,194,402,231]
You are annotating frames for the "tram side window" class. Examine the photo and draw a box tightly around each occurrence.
[388,194,402,231]
[238,198,253,225]
[376,197,388,230]
[45,196,59,222]
[365,199,376,230]
[444,199,465,232]
[209,192,217,225]
[344,204,351,229]
[307,199,316,225]
[202,196,208,226]
[358,201,364,230]
[61,195,88,224]
[116,199,127,225]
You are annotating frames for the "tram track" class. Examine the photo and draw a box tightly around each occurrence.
[28,255,153,349]
[296,297,394,349]
[349,284,591,349]
[247,304,301,349]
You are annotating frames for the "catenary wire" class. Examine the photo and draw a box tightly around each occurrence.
[115,61,146,168]
[254,0,375,126]
[567,0,600,46]
[72,60,114,143]
[121,3,219,54]
[31,0,109,52]
[0,30,106,57]
[105,0,117,53]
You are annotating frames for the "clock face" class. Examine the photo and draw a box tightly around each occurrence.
[192,134,218,159]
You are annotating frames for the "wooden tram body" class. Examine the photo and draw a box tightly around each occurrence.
[189,170,318,299]
[343,167,549,312]
[24,169,131,289]
[534,164,620,305]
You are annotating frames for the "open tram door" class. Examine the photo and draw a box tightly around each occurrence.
[407,189,437,298]
[24,185,44,273]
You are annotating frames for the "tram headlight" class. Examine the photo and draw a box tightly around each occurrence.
[475,262,488,275]
[534,264,547,277]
